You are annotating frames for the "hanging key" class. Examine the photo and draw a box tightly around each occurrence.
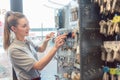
[102,72,109,80]
[106,48,114,62]
[107,20,113,35]
[113,45,120,61]
[100,0,104,13]
[106,0,111,12]
[115,23,120,34]
[99,20,107,35]
[111,0,117,13]
[110,22,117,35]
[111,23,116,36]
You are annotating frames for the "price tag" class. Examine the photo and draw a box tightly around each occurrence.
[109,68,116,75]
[116,68,120,75]
[103,66,109,72]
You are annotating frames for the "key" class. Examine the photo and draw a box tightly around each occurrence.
[115,23,120,34]
[102,72,109,80]
[100,4,104,13]
[106,0,111,11]
[107,20,113,35]
[99,20,107,35]
[110,22,117,35]
[106,48,114,62]
[111,0,117,13]
[113,45,120,61]
[100,0,104,13]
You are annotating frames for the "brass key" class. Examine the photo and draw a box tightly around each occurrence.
[99,20,107,35]
[107,20,113,35]
[111,0,117,13]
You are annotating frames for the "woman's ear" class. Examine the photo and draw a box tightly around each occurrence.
[11,26,16,32]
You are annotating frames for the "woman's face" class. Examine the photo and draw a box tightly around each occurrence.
[14,18,30,38]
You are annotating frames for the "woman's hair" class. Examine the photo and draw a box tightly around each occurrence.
[3,11,26,50]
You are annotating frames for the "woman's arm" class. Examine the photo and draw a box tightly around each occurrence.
[33,33,67,70]
[38,40,49,52]
[38,32,55,52]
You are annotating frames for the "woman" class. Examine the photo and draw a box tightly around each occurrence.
[3,11,66,80]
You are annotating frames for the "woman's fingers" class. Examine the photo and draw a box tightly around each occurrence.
[54,33,67,48]
[55,39,64,48]
[45,32,55,41]
[46,32,55,38]
[50,32,55,37]
[57,33,67,40]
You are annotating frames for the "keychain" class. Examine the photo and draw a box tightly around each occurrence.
[109,68,117,80]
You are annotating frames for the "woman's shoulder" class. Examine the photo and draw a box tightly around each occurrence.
[8,40,25,51]
[8,43,21,52]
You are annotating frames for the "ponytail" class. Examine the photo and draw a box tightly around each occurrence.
[3,11,13,50]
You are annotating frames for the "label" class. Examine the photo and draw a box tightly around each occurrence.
[109,68,116,75]
[116,68,120,75]
[112,16,120,23]
[103,66,109,72]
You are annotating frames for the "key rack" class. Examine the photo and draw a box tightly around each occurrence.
[56,28,80,80]
[55,0,120,80]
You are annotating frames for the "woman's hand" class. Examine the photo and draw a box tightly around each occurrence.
[54,33,67,49]
[45,32,55,42]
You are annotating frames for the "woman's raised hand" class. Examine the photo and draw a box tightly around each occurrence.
[45,32,55,42]
[54,33,67,49]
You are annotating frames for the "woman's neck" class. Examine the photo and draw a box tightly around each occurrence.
[16,36,25,42]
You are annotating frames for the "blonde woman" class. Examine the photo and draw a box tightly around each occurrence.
[3,11,66,80]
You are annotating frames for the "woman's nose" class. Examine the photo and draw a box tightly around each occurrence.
[27,25,30,30]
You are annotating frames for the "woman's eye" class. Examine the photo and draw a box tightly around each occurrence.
[23,24,29,27]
